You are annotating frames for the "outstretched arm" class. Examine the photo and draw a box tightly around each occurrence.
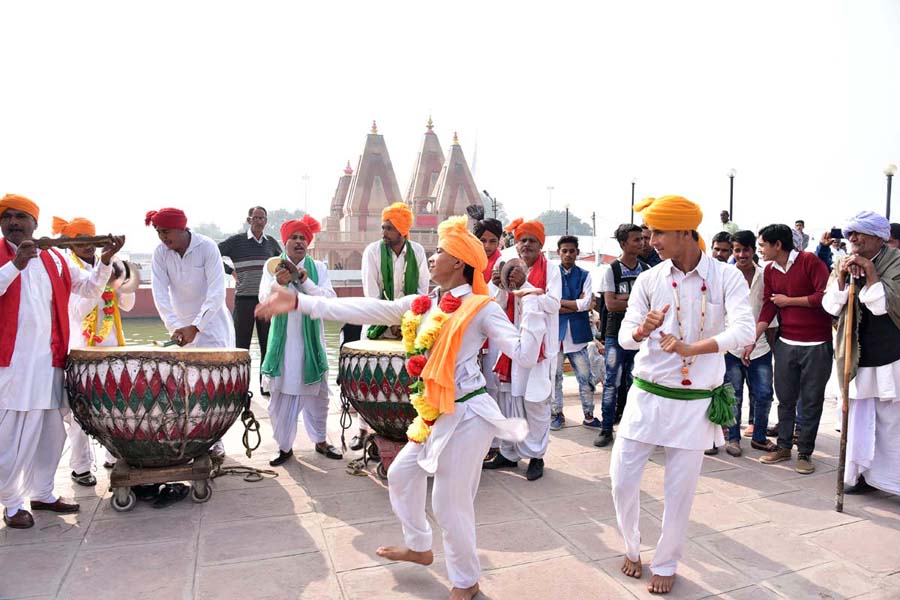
[256,283,414,326]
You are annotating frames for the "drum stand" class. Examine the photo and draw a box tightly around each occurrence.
[109,453,213,512]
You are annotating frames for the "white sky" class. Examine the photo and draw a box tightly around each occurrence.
[2,0,898,253]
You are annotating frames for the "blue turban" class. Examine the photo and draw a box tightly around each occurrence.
[842,210,891,241]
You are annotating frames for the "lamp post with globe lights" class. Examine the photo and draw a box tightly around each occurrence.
[886,164,897,220]
[630,178,636,223]
[728,169,736,221]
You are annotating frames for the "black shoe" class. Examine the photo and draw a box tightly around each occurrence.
[349,433,368,452]
[593,430,614,447]
[71,470,97,487]
[315,443,343,460]
[526,458,544,481]
[704,445,719,456]
[844,476,874,495]
[269,449,294,466]
[482,453,518,470]
[766,426,779,437]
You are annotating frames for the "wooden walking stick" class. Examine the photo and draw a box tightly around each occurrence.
[836,276,856,513]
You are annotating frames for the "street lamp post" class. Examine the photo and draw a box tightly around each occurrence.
[565,204,570,235]
[591,211,596,255]
[483,189,498,219]
[728,169,736,221]
[886,164,897,220]
[630,178,636,223]
[547,186,555,211]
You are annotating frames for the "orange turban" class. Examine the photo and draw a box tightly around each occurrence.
[635,195,706,252]
[505,217,545,246]
[52,216,96,238]
[382,202,413,237]
[438,216,488,296]
[0,194,39,221]
[280,215,321,245]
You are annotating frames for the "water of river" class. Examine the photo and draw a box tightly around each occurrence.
[122,317,344,373]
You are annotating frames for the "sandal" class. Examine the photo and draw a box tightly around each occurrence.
[152,483,190,509]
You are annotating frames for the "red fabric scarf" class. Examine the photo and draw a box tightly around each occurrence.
[0,240,72,367]
[480,250,503,351]
[493,252,547,382]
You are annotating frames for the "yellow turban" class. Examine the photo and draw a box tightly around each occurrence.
[635,195,706,252]
[505,217,546,246]
[0,194,39,221]
[382,202,413,237]
[52,216,96,238]
[438,216,488,295]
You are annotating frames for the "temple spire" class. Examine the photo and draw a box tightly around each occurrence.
[426,115,434,132]
[370,120,378,134]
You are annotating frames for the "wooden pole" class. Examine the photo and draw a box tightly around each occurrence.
[836,277,856,513]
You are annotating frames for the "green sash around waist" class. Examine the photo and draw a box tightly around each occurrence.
[633,377,736,427]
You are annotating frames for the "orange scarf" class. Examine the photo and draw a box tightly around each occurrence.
[421,294,492,414]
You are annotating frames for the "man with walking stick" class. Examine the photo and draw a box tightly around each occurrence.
[823,211,900,502]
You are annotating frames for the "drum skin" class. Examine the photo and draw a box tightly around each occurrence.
[339,339,416,442]
[65,346,251,468]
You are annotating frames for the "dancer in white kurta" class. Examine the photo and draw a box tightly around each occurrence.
[610,195,755,594]
[260,216,342,466]
[256,216,545,600]
[484,217,561,481]
[822,211,900,496]
[53,216,136,483]
[0,194,123,529]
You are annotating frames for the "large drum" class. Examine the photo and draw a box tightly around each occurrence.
[338,339,415,443]
[65,346,251,468]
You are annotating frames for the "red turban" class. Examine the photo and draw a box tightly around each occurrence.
[505,217,545,246]
[0,194,40,221]
[280,215,321,245]
[145,208,188,230]
[52,216,96,238]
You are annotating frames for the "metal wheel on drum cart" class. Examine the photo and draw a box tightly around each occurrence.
[111,487,137,512]
[191,480,212,503]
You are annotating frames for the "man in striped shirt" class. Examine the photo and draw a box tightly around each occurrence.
[218,206,282,394]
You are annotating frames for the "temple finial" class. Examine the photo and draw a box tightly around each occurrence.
[452,131,459,145]
[426,115,434,131]
[344,160,353,176]
[371,120,378,134]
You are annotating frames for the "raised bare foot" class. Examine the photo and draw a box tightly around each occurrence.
[449,583,479,600]
[621,557,642,578]
[375,546,434,566]
[648,574,675,594]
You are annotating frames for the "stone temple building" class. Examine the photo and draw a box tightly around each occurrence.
[311,119,482,270]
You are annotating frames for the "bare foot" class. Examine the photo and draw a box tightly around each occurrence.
[621,557,642,578]
[449,583,479,600]
[375,546,434,566]
[648,574,675,594]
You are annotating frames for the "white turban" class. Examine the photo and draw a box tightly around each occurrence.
[842,210,891,241]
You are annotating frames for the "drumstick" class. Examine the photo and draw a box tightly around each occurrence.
[34,235,117,249]
[152,339,181,348]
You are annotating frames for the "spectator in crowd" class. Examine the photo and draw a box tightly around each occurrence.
[639,224,662,267]
[218,206,283,395]
[813,231,834,270]
[794,220,810,250]
[889,223,900,249]
[587,310,606,391]
[720,210,739,235]
[755,224,832,474]
[831,236,847,261]
[594,224,648,447]
[710,231,733,262]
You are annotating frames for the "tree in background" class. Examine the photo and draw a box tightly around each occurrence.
[191,207,307,242]
[534,209,593,236]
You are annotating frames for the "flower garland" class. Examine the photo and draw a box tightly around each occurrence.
[70,253,117,346]
[402,293,462,443]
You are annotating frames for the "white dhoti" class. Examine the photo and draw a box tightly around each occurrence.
[0,409,66,516]
[387,411,495,589]
[845,397,900,494]
[63,411,94,474]
[497,391,550,460]
[610,437,704,577]
[267,390,328,452]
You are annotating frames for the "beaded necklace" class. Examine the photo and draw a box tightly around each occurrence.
[670,276,707,386]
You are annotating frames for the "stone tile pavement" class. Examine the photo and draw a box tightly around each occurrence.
[2,380,898,599]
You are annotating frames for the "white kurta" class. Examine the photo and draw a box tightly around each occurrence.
[361,239,431,300]
[151,232,235,348]
[823,279,900,494]
[296,283,545,589]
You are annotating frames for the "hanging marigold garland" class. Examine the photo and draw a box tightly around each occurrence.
[401,293,462,443]
[70,253,117,346]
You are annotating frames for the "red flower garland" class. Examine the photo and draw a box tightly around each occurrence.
[411,295,432,315]
[439,293,462,313]
[406,354,427,377]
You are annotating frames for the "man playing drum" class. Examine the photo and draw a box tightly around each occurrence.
[257,216,545,600]
[53,216,136,484]
[350,202,431,451]
[0,194,124,529]
[260,216,342,466]
[146,207,235,458]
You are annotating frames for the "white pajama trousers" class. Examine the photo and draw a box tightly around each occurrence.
[267,391,328,452]
[497,391,550,460]
[386,414,494,589]
[610,437,704,577]
[0,409,65,516]
[64,411,94,474]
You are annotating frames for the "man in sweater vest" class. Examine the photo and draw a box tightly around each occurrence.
[551,235,598,430]
[755,224,832,474]
[0,194,124,529]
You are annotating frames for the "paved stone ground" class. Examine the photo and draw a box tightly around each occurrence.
[2,379,899,600]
